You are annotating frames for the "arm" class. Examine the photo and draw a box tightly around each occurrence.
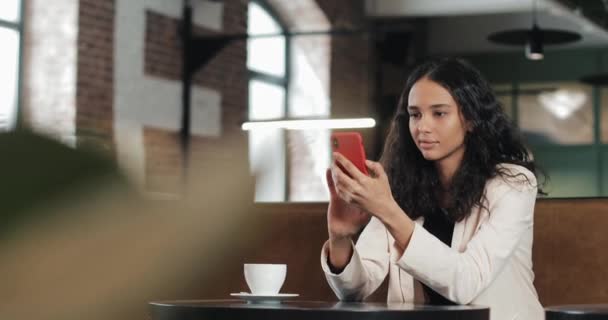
[321,217,390,301]
[327,237,353,273]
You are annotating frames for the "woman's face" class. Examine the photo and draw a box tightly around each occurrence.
[407,77,470,165]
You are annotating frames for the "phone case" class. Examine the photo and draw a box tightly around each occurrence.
[331,132,369,176]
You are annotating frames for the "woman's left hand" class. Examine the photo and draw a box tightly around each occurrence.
[330,152,397,220]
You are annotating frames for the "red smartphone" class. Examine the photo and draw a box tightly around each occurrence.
[331,132,369,176]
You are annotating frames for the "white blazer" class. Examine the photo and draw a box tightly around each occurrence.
[321,164,544,320]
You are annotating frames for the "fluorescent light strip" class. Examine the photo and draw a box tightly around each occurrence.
[241,118,376,130]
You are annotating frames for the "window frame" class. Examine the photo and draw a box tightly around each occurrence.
[0,0,24,130]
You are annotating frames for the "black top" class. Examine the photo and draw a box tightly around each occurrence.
[149,300,489,320]
[421,208,457,305]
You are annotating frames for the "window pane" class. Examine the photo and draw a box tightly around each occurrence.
[518,82,593,145]
[249,127,285,202]
[0,27,19,131]
[247,2,285,77]
[247,38,285,78]
[0,0,20,23]
[247,2,281,35]
[248,80,286,201]
[249,79,285,120]
[288,44,329,118]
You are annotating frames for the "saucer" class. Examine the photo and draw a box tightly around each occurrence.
[230,292,299,303]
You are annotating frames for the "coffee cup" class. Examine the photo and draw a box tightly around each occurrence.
[244,263,286,295]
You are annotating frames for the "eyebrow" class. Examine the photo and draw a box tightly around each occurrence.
[407,104,452,110]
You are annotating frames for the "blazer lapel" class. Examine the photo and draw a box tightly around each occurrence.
[452,213,465,251]
[452,205,487,252]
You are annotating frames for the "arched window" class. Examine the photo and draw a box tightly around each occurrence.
[0,0,23,131]
[247,0,331,202]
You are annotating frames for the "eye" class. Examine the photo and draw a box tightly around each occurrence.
[434,111,447,117]
[409,112,421,119]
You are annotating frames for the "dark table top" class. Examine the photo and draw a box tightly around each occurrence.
[546,304,608,320]
[149,300,489,320]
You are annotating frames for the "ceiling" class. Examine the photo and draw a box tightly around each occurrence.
[365,0,608,54]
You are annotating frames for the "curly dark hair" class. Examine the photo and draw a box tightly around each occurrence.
[380,57,545,222]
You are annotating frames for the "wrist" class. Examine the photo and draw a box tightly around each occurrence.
[378,201,415,253]
[377,199,401,225]
[329,235,352,247]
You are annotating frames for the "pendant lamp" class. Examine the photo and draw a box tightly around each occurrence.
[487,0,581,60]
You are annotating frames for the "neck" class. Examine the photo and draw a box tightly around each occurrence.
[435,147,465,190]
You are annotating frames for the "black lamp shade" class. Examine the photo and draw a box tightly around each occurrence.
[526,24,544,60]
[487,28,581,45]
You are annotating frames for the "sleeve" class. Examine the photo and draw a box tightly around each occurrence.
[320,216,390,301]
[396,169,537,304]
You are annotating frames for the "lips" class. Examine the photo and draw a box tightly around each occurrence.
[418,140,438,149]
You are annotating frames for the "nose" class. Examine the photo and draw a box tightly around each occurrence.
[416,115,432,133]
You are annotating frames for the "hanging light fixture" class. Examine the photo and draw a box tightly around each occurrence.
[487,0,581,60]
[526,0,543,60]
[526,23,544,60]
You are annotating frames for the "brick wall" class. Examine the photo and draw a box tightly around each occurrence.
[76,0,115,155]
[142,1,248,194]
[72,0,371,195]
[73,0,248,194]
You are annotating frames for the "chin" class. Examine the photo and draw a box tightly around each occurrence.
[419,150,440,161]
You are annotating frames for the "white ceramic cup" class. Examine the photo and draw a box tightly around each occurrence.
[244,263,286,295]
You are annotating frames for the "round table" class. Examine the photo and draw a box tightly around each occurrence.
[149,300,489,320]
[546,305,608,320]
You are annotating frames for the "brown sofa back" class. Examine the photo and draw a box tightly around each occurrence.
[532,198,608,305]
[191,199,608,306]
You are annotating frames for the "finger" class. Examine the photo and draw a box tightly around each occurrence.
[365,160,386,179]
[335,181,364,207]
[332,163,358,193]
[337,188,362,206]
[326,168,334,188]
[325,168,338,197]
[333,152,368,182]
[335,187,352,203]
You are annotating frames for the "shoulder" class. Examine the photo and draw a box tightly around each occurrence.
[485,163,538,201]
[480,164,538,222]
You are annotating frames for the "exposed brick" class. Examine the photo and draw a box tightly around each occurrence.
[76,0,115,156]
[141,3,248,194]
[74,0,369,195]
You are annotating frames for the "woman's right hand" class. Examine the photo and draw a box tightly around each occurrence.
[326,168,371,240]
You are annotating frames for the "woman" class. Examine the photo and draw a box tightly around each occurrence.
[321,58,544,320]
